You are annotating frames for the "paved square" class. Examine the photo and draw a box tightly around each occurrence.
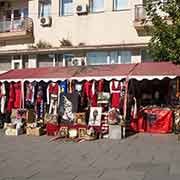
[0,131,180,180]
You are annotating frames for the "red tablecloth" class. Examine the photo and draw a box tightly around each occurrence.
[130,108,173,133]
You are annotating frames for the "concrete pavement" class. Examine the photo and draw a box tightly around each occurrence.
[0,131,180,180]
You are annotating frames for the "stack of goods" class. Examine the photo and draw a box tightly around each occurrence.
[4,109,26,136]
[0,79,127,140]
[26,123,44,136]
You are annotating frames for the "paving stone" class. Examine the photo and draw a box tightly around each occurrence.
[99,169,145,180]
[0,133,179,180]
[170,161,180,175]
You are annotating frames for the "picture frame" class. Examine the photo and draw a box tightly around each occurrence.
[58,126,68,138]
[74,112,86,125]
[78,128,87,138]
[89,107,102,126]
[97,92,110,104]
[68,128,78,139]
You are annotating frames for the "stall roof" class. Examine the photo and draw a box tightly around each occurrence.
[0,62,179,82]
[0,63,136,82]
[131,62,180,80]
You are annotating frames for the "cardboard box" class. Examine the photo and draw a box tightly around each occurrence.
[26,127,44,136]
[108,125,122,140]
[5,127,24,136]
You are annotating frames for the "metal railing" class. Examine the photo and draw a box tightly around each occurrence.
[0,17,33,33]
[134,4,147,21]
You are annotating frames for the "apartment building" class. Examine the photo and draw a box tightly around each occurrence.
[0,0,152,73]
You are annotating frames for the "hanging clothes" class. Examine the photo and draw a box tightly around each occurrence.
[91,80,97,107]
[82,81,97,107]
[35,85,44,119]
[66,91,80,113]
[13,82,22,109]
[0,82,7,114]
[110,80,121,108]
[98,79,104,93]
[25,82,36,108]
[75,81,83,93]
[62,96,74,123]
[7,83,15,112]
[58,80,68,114]
[47,82,59,115]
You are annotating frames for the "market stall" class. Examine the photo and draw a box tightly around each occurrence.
[128,62,180,134]
[0,62,179,139]
[0,64,135,139]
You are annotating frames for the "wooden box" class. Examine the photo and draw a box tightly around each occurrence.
[26,127,44,136]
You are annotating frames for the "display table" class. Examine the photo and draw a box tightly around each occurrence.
[130,108,173,133]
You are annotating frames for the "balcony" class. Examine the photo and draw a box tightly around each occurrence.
[134,4,152,30]
[134,4,172,31]
[0,17,33,41]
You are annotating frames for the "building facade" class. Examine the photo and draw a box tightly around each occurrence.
[0,0,152,73]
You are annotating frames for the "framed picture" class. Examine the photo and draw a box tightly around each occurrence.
[89,107,102,126]
[58,126,68,138]
[74,112,86,125]
[97,92,110,104]
[68,128,78,139]
[78,128,87,138]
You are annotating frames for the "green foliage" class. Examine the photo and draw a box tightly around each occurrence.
[59,38,73,47]
[145,0,180,64]
[30,40,52,49]
[35,40,52,48]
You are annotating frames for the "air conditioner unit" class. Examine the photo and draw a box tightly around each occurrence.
[40,16,52,27]
[76,4,88,15]
[71,57,86,66]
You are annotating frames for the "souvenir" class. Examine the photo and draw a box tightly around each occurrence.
[58,126,68,138]
[74,112,86,125]
[108,108,120,125]
[78,128,87,137]
[89,107,102,126]
[68,128,78,139]
[97,92,110,104]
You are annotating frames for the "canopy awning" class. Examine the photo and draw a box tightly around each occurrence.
[0,62,179,82]
[130,62,180,80]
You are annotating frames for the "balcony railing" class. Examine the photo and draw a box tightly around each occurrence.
[0,17,33,33]
[0,17,33,40]
[134,4,147,22]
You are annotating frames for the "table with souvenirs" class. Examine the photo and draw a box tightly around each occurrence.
[130,106,174,133]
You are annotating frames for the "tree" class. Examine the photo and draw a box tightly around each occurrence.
[145,0,180,64]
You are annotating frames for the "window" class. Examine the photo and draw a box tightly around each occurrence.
[63,54,74,66]
[55,54,63,66]
[109,51,119,64]
[119,51,131,64]
[87,52,108,65]
[22,8,29,17]
[14,9,21,19]
[113,0,128,10]
[37,54,53,67]
[60,0,73,16]
[141,49,153,62]
[39,0,51,17]
[11,59,22,69]
[90,0,104,13]
[86,51,131,65]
